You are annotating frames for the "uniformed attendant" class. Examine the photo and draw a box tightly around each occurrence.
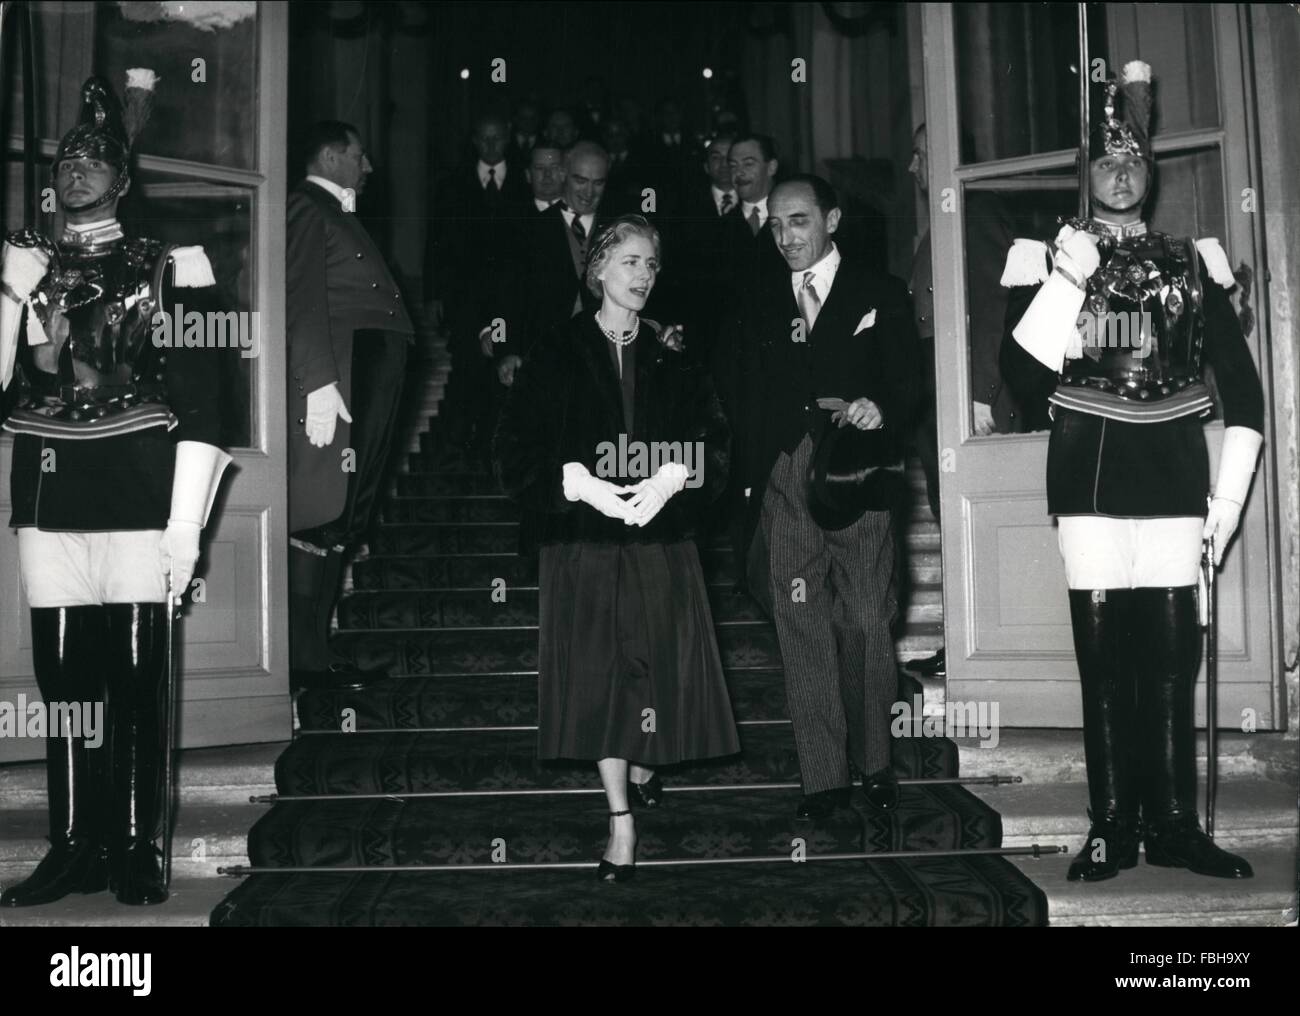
[1000,61,1265,881]
[0,71,230,907]
[286,121,415,691]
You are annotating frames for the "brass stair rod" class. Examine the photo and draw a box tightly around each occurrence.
[217,844,1069,877]
[249,774,1022,804]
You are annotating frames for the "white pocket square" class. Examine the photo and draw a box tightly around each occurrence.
[854,309,877,334]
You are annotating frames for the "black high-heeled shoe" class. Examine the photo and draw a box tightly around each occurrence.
[627,772,664,808]
[596,809,636,883]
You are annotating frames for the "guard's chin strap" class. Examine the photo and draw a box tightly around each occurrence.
[60,168,130,216]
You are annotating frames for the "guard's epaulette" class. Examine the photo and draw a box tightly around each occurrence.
[1000,239,1051,287]
[1194,237,1235,289]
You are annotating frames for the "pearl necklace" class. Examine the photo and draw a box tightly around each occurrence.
[597,311,639,346]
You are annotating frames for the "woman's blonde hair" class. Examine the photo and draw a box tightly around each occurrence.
[585,214,661,299]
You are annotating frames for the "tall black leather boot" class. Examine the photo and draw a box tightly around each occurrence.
[1,607,110,906]
[1136,587,1253,878]
[104,603,171,905]
[1065,589,1142,881]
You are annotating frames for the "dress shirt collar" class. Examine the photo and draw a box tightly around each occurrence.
[478,160,507,188]
[742,195,769,225]
[560,204,595,233]
[306,174,354,211]
[790,243,842,301]
[534,196,559,212]
[712,185,737,213]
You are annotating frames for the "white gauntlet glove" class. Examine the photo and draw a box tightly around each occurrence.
[562,462,634,521]
[1011,224,1103,373]
[1053,225,1101,285]
[305,382,352,448]
[161,441,233,604]
[1203,426,1263,566]
[1,242,51,389]
[623,462,690,527]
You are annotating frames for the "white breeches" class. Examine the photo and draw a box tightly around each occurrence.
[1057,516,1204,589]
[18,528,168,606]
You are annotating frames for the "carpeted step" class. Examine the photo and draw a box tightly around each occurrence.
[297,669,791,731]
[209,853,1047,926]
[350,548,944,591]
[367,523,942,556]
[246,783,1002,869]
[334,586,940,630]
[271,724,958,797]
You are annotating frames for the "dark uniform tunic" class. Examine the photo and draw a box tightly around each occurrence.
[2,228,223,532]
[1000,227,1265,518]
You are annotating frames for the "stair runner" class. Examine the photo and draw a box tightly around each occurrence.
[211,427,1049,926]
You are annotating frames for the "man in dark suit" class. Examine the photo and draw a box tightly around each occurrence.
[524,143,566,213]
[493,140,609,387]
[600,118,644,217]
[721,133,788,295]
[287,121,415,690]
[738,174,919,820]
[431,112,530,459]
[507,98,542,173]
[543,107,579,151]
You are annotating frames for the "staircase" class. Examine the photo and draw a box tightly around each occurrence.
[201,398,1050,925]
[1,335,1293,926]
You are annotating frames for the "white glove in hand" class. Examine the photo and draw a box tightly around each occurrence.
[1203,426,1263,565]
[624,462,690,527]
[159,520,201,605]
[305,382,351,448]
[1053,225,1101,283]
[1,242,50,299]
[562,462,634,520]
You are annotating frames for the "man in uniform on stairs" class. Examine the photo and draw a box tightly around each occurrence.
[287,121,415,691]
[0,71,230,907]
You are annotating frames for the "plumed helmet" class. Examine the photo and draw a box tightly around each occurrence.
[1089,60,1154,162]
[55,69,158,213]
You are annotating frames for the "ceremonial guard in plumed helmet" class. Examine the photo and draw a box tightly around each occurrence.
[0,71,230,906]
[1000,61,1265,882]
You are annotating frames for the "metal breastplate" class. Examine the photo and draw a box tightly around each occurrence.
[1059,232,1205,403]
[6,231,174,435]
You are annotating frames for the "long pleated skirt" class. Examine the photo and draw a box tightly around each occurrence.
[537,539,741,764]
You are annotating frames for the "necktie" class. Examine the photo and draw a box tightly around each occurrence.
[797,271,821,331]
[571,213,587,243]
[719,192,734,216]
[747,206,762,237]
[485,166,501,207]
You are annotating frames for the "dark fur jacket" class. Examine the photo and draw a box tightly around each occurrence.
[493,312,729,551]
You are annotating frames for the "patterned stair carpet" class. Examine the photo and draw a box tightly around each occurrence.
[211,426,1048,926]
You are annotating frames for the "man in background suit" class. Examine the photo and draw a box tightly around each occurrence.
[721,133,788,295]
[524,143,566,213]
[287,121,415,691]
[494,140,609,387]
[739,175,919,820]
[431,112,530,461]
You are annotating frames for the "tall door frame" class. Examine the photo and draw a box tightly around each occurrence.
[921,2,1285,728]
[0,1,290,760]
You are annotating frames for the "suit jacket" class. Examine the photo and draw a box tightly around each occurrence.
[286,180,414,531]
[731,254,920,508]
[491,203,608,359]
[428,163,530,316]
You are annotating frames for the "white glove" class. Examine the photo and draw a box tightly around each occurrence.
[623,462,690,527]
[1053,224,1101,283]
[1,242,50,299]
[1203,426,1263,565]
[498,354,523,387]
[161,440,232,604]
[562,462,634,520]
[160,521,201,605]
[305,382,351,448]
